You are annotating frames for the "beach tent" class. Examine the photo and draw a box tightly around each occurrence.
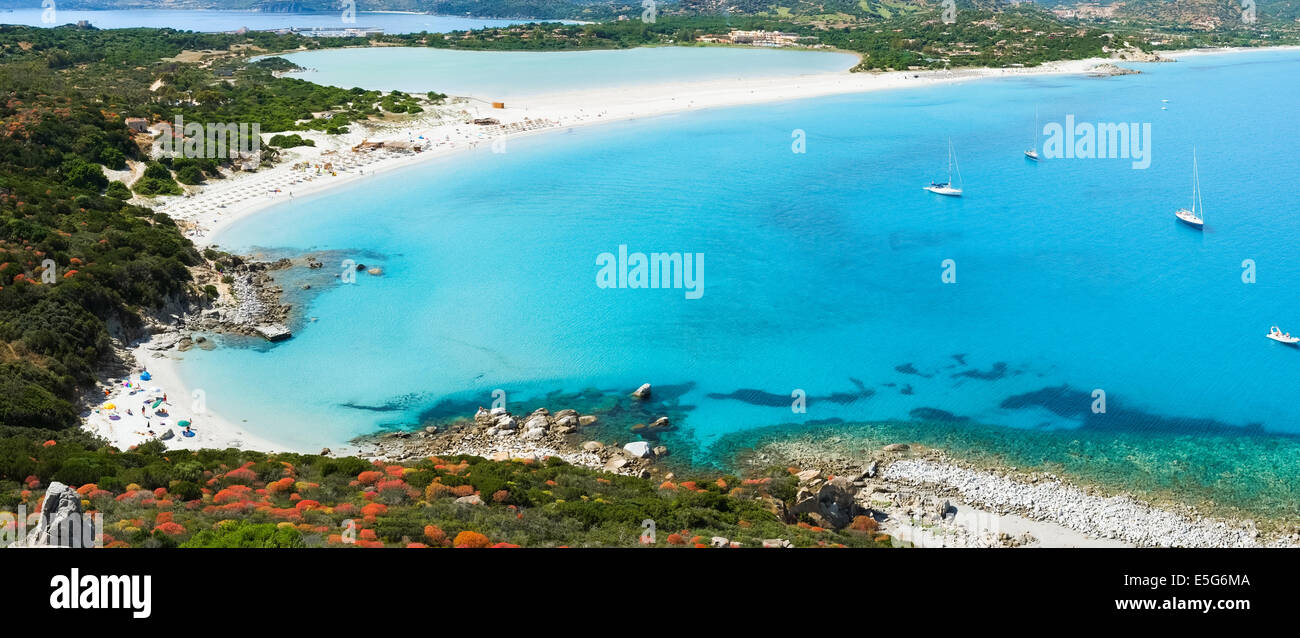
[140,371,152,381]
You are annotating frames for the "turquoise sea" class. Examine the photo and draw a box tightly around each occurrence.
[178,49,1300,489]
[1,8,558,33]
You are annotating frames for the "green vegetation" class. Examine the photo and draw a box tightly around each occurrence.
[1,436,891,548]
[268,133,315,149]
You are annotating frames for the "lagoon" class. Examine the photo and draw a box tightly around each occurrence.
[275,46,860,98]
[179,48,1300,474]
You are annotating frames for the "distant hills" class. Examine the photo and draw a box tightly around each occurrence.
[5,0,1300,25]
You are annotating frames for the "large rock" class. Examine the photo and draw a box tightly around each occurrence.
[582,441,604,452]
[623,441,653,458]
[495,415,517,430]
[26,482,93,548]
[789,476,861,529]
[631,383,652,399]
[455,494,484,506]
[254,324,292,342]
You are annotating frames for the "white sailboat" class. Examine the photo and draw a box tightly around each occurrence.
[925,139,964,196]
[1024,109,1040,161]
[1174,148,1204,229]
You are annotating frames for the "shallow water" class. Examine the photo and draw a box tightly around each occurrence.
[180,48,1300,478]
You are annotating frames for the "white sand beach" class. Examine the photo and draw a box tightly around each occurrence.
[84,342,308,453]
[150,55,1114,246]
[92,46,1288,456]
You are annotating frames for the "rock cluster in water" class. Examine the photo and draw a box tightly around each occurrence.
[354,405,668,478]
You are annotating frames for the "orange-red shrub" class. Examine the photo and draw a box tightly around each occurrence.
[453,531,490,548]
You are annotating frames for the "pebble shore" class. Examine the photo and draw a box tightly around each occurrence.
[884,458,1297,548]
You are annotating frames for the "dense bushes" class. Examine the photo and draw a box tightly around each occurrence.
[0,432,890,548]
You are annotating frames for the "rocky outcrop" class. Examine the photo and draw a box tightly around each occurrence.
[789,475,865,529]
[352,406,659,478]
[25,482,93,548]
[1087,63,1141,77]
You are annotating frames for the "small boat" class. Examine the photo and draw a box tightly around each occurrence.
[1025,109,1040,161]
[925,139,964,196]
[1267,327,1299,345]
[1175,149,1205,229]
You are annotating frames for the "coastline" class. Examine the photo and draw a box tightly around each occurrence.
[83,44,1300,546]
[125,53,1127,456]
[159,54,1122,246]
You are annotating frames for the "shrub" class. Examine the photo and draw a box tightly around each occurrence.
[453,530,490,548]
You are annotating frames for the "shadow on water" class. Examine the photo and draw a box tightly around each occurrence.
[1000,385,1272,437]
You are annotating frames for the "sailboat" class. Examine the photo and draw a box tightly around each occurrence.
[925,139,964,196]
[1024,110,1040,161]
[1174,149,1204,229]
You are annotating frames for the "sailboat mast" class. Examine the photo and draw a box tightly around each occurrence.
[947,139,954,183]
[1032,109,1038,151]
[1192,149,1200,217]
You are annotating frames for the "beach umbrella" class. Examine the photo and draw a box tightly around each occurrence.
[103,403,116,410]
[178,420,191,427]
[152,398,164,409]
[140,371,152,381]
